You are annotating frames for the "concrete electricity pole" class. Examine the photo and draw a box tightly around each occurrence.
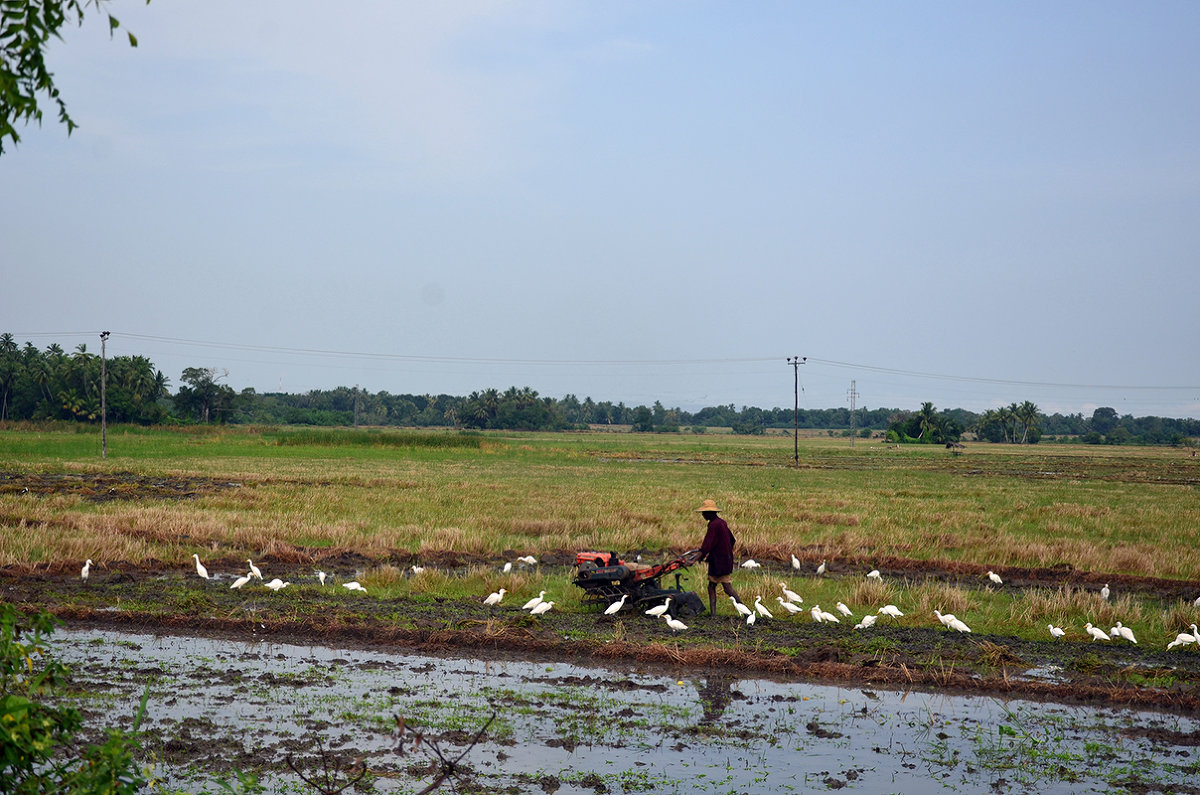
[100,331,111,459]
[787,356,806,466]
[847,380,859,447]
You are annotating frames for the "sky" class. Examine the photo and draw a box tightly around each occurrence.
[3,1,1199,419]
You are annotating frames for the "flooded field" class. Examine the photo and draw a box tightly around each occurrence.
[55,627,1199,795]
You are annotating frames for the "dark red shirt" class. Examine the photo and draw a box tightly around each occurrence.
[699,515,735,577]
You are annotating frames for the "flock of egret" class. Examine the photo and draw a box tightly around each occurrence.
[78,551,1200,652]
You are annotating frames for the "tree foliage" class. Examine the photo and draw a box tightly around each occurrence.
[0,605,148,794]
[0,0,146,154]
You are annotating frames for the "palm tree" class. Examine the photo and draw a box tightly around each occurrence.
[1017,401,1041,444]
[916,401,938,441]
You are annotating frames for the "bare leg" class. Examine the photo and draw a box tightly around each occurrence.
[721,581,742,606]
[707,582,718,616]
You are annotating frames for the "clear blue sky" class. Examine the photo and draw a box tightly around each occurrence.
[3,2,1198,418]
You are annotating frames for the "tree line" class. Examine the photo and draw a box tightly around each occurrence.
[2,335,1196,445]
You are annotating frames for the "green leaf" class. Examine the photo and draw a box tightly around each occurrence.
[108,14,118,30]
[127,31,136,47]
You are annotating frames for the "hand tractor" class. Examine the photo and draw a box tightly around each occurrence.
[573,548,706,617]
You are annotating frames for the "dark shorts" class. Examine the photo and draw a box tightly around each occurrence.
[707,573,733,584]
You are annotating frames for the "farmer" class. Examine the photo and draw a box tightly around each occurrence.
[696,498,743,616]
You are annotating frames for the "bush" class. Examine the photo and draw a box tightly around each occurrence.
[0,605,149,794]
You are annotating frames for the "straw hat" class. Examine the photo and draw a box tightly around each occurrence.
[696,499,721,513]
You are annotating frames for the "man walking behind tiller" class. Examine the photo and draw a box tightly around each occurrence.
[696,499,743,616]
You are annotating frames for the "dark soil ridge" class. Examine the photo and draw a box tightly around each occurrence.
[37,602,1200,715]
[14,546,1200,603]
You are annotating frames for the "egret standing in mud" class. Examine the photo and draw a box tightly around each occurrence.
[522,590,547,611]
[730,597,753,618]
[193,554,209,580]
[231,573,252,590]
[81,559,92,582]
[664,614,688,633]
[854,615,877,630]
[645,597,672,618]
[1100,583,1110,600]
[791,554,801,570]
[1084,623,1109,642]
[604,594,629,615]
[317,571,327,585]
[484,587,506,606]
[1110,622,1137,644]
[987,571,1003,586]
[530,600,554,616]
[753,596,773,619]
[1048,624,1066,639]
[248,559,262,580]
[816,560,827,576]
[265,578,289,591]
[866,569,882,581]
[343,581,367,593]
[517,555,538,566]
[835,602,853,618]
[741,559,761,569]
[878,604,904,620]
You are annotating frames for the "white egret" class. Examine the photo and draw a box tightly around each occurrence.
[816,560,827,576]
[1048,624,1065,639]
[810,605,825,623]
[933,610,956,628]
[946,617,972,633]
[530,600,554,615]
[192,554,209,580]
[987,571,1003,586]
[521,590,547,611]
[81,559,92,581]
[1194,595,1200,609]
[1112,622,1137,644]
[664,615,688,633]
[741,559,761,569]
[791,554,801,571]
[866,569,882,581]
[317,571,326,586]
[819,607,840,623]
[853,615,877,630]
[729,597,753,618]
[1100,583,1110,600]
[878,605,904,619]
[231,574,252,590]
[343,581,367,593]
[265,578,289,591]
[776,597,802,614]
[502,562,513,574]
[483,587,506,606]
[746,611,756,626]
[517,555,538,566]
[1167,625,1199,650]
[604,594,629,615]
[779,583,803,604]
[835,602,853,618]
[754,596,773,619]
[1084,622,1109,642]
[247,559,262,580]
[644,597,672,618]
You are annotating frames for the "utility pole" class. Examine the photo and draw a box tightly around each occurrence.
[847,380,859,447]
[100,331,111,459]
[787,356,806,466]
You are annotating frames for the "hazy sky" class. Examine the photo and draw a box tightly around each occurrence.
[3,2,1198,418]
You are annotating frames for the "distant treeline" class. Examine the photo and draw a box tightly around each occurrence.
[2,335,1197,446]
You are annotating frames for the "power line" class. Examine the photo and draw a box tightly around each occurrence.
[9,329,1198,391]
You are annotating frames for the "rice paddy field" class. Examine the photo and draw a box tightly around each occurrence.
[2,423,1200,793]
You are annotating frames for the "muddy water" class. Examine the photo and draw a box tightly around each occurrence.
[56,628,1196,794]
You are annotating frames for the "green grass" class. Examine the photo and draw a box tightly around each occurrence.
[3,423,1199,646]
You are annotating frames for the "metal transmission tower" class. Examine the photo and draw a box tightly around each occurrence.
[847,380,859,447]
[787,356,806,466]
